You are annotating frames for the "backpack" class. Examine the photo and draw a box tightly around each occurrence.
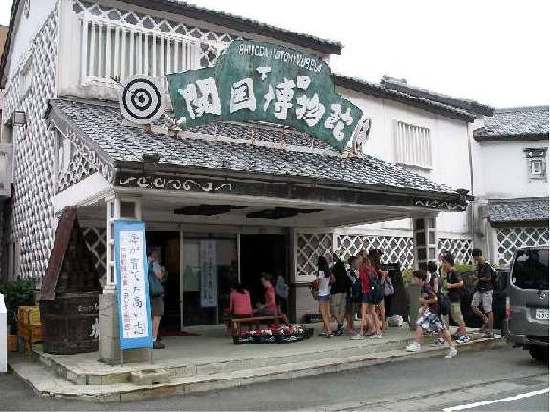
[370,272,384,303]
[148,262,164,298]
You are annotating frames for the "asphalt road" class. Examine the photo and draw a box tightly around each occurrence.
[0,345,548,411]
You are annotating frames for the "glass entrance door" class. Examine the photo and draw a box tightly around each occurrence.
[180,235,238,326]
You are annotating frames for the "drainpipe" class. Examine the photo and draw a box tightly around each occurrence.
[467,122,476,253]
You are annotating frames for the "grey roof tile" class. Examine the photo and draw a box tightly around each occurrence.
[49,98,461,196]
[333,75,477,121]
[488,197,549,224]
[474,106,549,140]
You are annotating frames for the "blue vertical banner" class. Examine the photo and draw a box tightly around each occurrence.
[114,220,153,350]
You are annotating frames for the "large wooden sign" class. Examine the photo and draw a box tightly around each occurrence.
[168,40,367,151]
[114,220,153,350]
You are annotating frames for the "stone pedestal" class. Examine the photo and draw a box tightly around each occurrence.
[99,293,149,364]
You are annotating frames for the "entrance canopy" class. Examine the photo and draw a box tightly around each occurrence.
[47,98,469,227]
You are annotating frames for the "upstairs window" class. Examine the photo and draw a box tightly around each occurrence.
[393,121,432,169]
[524,147,547,181]
[81,20,202,87]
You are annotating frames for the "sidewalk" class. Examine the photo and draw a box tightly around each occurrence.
[8,325,504,402]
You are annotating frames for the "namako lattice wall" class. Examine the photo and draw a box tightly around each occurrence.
[496,226,549,266]
[337,234,415,269]
[2,11,59,279]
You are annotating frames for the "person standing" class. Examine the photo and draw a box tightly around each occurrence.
[441,253,469,343]
[352,251,380,339]
[275,273,289,315]
[344,255,362,334]
[148,249,166,350]
[471,249,496,337]
[317,256,333,337]
[406,270,457,359]
[330,253,350,336]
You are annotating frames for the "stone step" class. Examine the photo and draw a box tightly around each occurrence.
[10,337,505,402]
[34,333,416,385]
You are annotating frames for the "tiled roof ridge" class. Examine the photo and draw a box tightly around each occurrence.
[379,76,494,116]
[333,74,476,121]
[120,0,342,53]
[494,105,549,112]
[488,196,549,203]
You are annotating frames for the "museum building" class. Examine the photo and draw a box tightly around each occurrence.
[2,0,538,357]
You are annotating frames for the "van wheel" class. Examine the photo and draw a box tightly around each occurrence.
[528,346,548,361]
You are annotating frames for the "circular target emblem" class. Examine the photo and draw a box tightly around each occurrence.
[120,76,164,124]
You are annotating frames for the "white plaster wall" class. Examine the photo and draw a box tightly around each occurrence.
[339,88,472,236]
[6,0,58,80]
[473,140,549,200]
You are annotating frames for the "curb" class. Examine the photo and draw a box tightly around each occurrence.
[10,337,506,402]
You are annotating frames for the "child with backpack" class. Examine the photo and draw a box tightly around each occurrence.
[406,270,457,359]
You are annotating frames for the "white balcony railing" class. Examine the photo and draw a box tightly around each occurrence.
[80,17,203,90]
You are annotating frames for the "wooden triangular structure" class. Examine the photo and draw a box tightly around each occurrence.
[40,207,101,300]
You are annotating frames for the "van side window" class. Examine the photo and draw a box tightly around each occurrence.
[512,249,549,290]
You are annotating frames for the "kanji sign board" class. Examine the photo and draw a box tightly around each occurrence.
[168,40,366,151]
[114,220,153,350]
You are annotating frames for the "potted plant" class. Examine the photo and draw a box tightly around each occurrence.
[0,278,36,350]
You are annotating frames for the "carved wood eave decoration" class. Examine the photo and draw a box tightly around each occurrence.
[115,171,468,211]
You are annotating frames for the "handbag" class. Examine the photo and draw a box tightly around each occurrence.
[310,278,320,301]
[384,277,395,297]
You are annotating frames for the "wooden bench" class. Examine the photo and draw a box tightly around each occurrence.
[231,315,287,337]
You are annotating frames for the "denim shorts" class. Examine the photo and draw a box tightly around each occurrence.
[362,292,372,304]
[319,294,330,302]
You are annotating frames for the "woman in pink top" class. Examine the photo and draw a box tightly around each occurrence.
[229,283,253,317]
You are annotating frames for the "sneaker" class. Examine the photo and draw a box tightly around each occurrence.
[374,333,384,339]
[431,338,446,347]
[456,335,470,344]
[153,341,165,349]
[350,333,365,340]
[325,333,333,338]
[406,342,421,352]
[318,331,328,337]
[445,347,458,358]
[334,328,344,336]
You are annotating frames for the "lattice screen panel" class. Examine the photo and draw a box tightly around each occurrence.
[337,234,414,269]
[496,227,549,266]
[296,233,334,277]
[438,238,473,265]
[55,128,113,193]
[3,11,58,279]
[82,227,107,278]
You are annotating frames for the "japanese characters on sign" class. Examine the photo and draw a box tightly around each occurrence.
[114,220,152,350]
[200,240,217,308]
[168,40,366,151]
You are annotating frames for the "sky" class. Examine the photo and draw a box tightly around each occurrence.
[0,0,548,108]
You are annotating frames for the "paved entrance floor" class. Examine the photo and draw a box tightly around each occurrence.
[8,324,504,401]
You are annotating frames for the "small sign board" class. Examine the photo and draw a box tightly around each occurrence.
[200,240,217,308]
[168,40,367,151]
[114,220,153,350]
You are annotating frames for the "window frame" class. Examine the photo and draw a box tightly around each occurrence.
[393,120,433,170]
